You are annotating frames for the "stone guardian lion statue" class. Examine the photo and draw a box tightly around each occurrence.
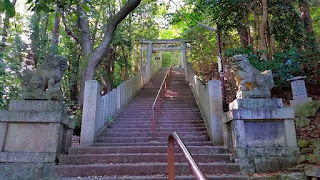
[22,55,67,101]
[231,54,274,98]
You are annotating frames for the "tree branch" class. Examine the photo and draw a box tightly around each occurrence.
[90,0,142,68]
[170,0,216,53]
[62,10,81,44]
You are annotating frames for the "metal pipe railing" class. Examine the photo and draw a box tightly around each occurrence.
[151,66,172,140]
[168,132,207,180]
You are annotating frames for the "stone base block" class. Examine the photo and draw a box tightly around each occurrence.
[237,89,271,99]
[226,98,299,173]
[290,97,312,106]
[0,163,54,180]
[0,152,56,163]
[235,147,299,173]
[0,100,74,163]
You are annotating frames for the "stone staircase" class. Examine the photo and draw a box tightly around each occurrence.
[53,68,248,179]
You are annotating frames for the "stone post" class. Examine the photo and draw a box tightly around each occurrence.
[208,80,224,145]
[159,51,163,68]
[287,76,312,106]
[80,80,101,147]
[180,48,184,68]
[140,50,146,85]
[181,42,188,81]
[146,42,152,82]
[116,85,121,111]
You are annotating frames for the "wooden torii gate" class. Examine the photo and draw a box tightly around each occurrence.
[139,39,192,82]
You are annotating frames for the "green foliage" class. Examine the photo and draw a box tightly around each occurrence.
[269,1,306,50]
[0,65,21,110]
[72,107,82,135]
[162,52,179,67]
[0,0,15,17]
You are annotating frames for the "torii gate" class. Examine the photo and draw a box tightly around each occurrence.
[139,39,192,82]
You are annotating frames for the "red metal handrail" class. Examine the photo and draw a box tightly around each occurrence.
[151,66,172,140]
[168,132,207,180]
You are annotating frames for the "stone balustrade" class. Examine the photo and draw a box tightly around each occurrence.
[81,73,142,146]
[186,63,224,145]
[81,63,161,147]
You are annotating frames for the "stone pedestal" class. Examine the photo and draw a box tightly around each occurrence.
[287,76,312,106]
[223,98,299,173]
[0,100,74,163]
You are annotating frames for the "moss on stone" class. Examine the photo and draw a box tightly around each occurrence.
[294,100,320,118]
[298,140,310,148]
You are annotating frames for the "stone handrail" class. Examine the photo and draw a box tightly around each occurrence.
[186,63,224,145]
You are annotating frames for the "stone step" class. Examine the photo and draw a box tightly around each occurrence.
[107,124,206,129]
[60,175,249,180]
[118,111,201,115]
[94,141,213,146]
[113,117,204,121]
[59,154,232,165]
[53,163,241,177]
[111,121,205,125]
[96,136,209,143]
[103,127,207,133]
[68,146,227,155]
[100,131,207,137]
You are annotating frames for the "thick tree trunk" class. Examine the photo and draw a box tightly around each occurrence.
[237,26,249,49]
[259,0,268,60]
[69,55,80,102]
[78,0,142,107]
[299,0,313,32]
[299,0,317,53]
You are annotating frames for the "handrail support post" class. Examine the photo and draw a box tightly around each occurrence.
[168,138,175,180]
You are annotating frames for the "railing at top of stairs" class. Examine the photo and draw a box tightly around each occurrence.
[168,132,207,180]
[151,66,172,140]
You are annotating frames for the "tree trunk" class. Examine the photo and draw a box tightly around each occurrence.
[31,12,40,67]
[123,47,129,80]
[299,0,317,53]
[78,0,142,107]
[51,7,61,54]
[299,0,313,32]
[237,26,249,49]
[259,0,268,60]
[69,55,80,102]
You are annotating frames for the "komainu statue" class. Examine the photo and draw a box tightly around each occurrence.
[231,54,274,98]
[22,55,67,101]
